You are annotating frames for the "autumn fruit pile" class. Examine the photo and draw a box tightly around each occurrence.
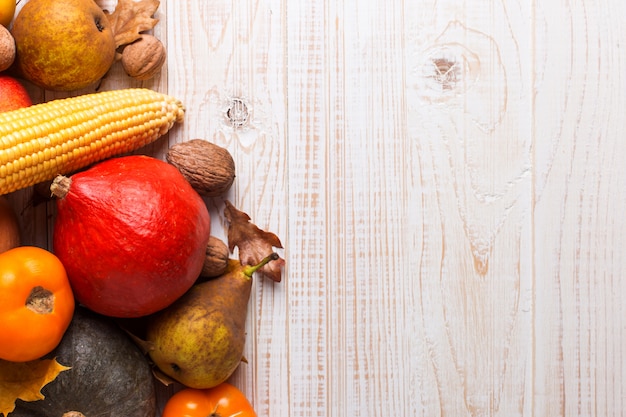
[0,1,284,416]
[9,0,165,90]
[0,0,168,112]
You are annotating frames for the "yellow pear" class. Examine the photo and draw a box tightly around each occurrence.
[11,0,116,91]
[145,253,279,389]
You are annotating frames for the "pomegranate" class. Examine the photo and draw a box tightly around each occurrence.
[51,155,211,318]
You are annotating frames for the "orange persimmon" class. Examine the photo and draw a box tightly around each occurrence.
[0,246,75,362]
[162,383,257,417]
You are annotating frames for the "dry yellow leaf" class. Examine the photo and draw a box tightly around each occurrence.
[105,0,160,48]
[0,358,70,417]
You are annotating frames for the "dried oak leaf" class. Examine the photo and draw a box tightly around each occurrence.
[105,0,160,48]
[224,200,285,282]
[0,358,70,417]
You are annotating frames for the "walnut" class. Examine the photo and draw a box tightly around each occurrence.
[121,34,166,80]
[166,139,236,197]
[200,236,231,279]
[0,25,15,72]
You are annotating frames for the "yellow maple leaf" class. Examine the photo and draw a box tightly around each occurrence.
[0,358,70,417]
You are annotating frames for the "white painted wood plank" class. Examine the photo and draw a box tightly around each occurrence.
[403,1,534,416]
[285,1,413,414]
[533,0,626,415]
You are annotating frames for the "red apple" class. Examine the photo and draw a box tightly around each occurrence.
[0,75,32,112]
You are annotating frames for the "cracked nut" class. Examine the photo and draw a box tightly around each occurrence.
[121,34,166,80]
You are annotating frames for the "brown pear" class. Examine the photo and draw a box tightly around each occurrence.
[145,252,279,389]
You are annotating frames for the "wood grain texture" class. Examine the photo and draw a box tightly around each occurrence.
[404,1,532,416]
[533,0,626,416]
[5,0,626,416]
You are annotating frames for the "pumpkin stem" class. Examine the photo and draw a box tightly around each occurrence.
[62,412,86,417]
[50,175,72,199]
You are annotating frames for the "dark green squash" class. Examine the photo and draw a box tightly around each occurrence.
[11,307,156,417]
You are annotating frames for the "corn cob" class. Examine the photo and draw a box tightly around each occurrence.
[0,88,185,195]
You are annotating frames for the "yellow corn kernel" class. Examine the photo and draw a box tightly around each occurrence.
[0,88,185,195]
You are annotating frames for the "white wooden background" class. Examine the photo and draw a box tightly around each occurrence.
[5,0,626,416]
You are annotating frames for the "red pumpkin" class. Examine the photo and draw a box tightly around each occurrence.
[52,155,211,318]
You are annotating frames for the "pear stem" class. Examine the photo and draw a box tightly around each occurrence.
[243,252,280,277]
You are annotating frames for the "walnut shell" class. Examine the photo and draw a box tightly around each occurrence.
[200,236,230,278]
[0,25,15,72]
[121,34,166,81]
[166,139,236,197]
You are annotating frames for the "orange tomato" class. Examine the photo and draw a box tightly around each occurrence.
[162,383,257,417]
[0,246,75,362]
